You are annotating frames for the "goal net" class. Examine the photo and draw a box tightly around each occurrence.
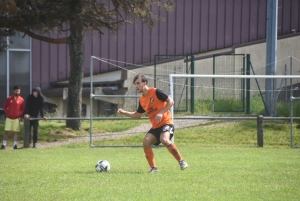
[169,56,300,148]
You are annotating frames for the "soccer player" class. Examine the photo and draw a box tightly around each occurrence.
[24,88,47,148]
[1,86,25,149]
[117,73,188,173]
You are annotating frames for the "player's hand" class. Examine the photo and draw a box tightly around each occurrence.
[117,109,126,115]
[43,116,47,120]
[24,114,30,119]
[154,113,163,122]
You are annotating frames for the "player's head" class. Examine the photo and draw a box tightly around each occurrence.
[32,88,39,97]
[133,73,148,85]
[133,74,148,93]
[13,86,21,97]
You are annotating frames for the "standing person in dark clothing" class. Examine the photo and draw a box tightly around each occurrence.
[24,88,46,148]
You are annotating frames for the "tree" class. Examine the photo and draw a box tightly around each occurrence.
[0,0,174,130]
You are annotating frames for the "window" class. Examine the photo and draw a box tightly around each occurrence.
[0,33,31,110]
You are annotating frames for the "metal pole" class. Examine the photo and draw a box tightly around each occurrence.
[90,56,94,148]
[191,55,195,114]
[213,56,216,112]
[23,118,30,148]
[185,55,188,112]
[246,54,251,114]
[6,36,9,98]
[289,56,293,148]
[169,74,174,143]
[257,115,264,147]
[265,0,278,116]
[154,55,157,88]
[170,74,300,79]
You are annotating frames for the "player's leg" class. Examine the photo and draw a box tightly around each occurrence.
[12,119,20,149]
[13,132,18,149]
[160,131,183,162]
[143,132,158,173]
[160,125,188,170]
[29,120,33,145]
[32,120,39,148]
[2,118,11,149]
[1,131,9,149]
[143,132,157,148]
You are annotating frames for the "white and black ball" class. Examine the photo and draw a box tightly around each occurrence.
[95,160,110,172]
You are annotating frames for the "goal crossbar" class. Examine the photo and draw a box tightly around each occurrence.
[169,74,300,79]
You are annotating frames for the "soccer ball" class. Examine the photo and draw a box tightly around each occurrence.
[95,160,110,172]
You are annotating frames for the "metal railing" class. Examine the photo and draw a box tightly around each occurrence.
[23,116,300,148]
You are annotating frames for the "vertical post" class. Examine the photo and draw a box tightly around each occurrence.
[265,0,278,116]
[213,55,216,112]
[191,55,195,114]
[289,56,293,148]
[185,55,189,112]
[23,118,30,148]
[90,56,93,148]
[246,54,251,114]
[6,36,10,98]
[257,115,264,147]
[154,55,157,88]
[169,74,174,143]
[285,65,287,102]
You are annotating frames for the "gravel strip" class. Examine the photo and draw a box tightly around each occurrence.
[28,119,208,148]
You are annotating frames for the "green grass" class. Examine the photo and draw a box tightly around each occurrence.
[1,118,300,200]
[1,119,299,148]
[0,146,299,200]
[0,119,148,145]
[191,96,300,117]
[93,120,300,148]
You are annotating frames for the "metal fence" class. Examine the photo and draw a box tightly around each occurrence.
[23,115,300,148]
[154,55,192,113]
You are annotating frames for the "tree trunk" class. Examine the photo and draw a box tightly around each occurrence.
[66,16,84,130]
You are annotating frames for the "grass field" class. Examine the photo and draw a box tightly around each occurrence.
[0,120,300,200]
[0,146,299,200]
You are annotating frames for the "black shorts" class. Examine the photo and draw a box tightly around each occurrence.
[147,124,175,146]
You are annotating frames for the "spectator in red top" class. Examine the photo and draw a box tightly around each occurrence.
[1,86,25,149]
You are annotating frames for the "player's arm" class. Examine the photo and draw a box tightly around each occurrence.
[156,89,174,115]
[117,100,144,118]
[158,97,174,115]
[40,97,47,119]
[24,96,30,118]
[154,89,174,122]
[117,109,143,118]
[3,99,9,114]
[20,100,25,118]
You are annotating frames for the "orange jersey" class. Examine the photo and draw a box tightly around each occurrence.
[137,88,173,129]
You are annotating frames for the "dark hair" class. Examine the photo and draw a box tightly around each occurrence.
[13,86,20,90]
[133,73,148,84]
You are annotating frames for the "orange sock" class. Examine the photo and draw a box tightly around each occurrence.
[144,148,156,168]
[167,143,183,162]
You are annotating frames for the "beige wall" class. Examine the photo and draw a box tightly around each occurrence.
[235,35,300,69]
[194,35,300,74]
[192,35,300,98]
[43,35,300,116]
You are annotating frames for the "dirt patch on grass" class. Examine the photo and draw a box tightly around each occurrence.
[50,129,77,137]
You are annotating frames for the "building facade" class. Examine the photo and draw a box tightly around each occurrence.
[1,0,300,116]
